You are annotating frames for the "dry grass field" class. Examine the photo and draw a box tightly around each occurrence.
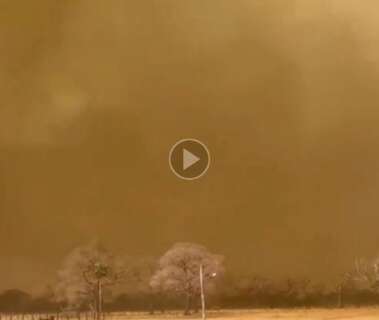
[4,309,379,320]
[107,309,379,320]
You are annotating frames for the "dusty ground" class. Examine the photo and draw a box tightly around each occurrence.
[109,308,379,320]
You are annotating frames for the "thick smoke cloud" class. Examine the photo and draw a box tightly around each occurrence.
[1,0,379,293]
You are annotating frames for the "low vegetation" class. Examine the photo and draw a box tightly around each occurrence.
[2,242,379,319]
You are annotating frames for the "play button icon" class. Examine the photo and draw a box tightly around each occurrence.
[169,139,210,180]
[183,149,200,171]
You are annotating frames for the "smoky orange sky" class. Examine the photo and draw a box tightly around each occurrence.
[1,0,379,293]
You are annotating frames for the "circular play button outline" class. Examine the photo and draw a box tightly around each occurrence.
[169,138,211,180]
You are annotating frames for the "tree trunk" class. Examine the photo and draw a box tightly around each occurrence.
[184,294,192,315]
[338,283,344,308]
[96,280,103,320]
[200,264,206,320]
[148,300,154,315]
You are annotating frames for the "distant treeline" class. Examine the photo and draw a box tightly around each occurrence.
[1,279,379,314]
[0,289,58,313]
[2,243,378,314]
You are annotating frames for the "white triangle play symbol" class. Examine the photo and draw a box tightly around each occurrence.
[183,149,200,170]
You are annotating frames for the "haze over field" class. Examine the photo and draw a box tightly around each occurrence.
[1,0,379,293]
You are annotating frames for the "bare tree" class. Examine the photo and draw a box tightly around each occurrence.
[55,242,124,320]
[335,272,352,308]
[353,258,379,288]
[150,243,224,315]
[335,258,379,308]
[283,277,311,304]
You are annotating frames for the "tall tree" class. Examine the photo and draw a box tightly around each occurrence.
[55,242,124,319]
[150,243,224,315]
